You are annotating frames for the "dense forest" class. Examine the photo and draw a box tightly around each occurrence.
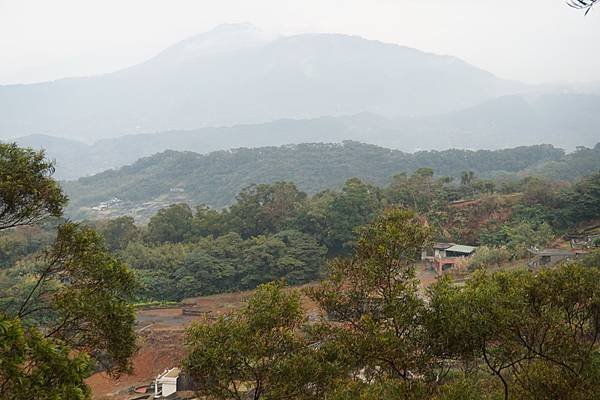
[62,142,600,215]
[5,159,600,302]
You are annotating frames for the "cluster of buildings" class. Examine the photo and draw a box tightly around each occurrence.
[527,228,597,268]
[422,239,593,274]
[91,197,121,211]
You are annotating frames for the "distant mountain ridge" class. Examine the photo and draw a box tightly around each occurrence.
[12,92,600,180]
[0,24,525,141]
[62,141,600,221]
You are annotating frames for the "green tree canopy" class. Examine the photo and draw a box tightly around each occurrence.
[228,182,307,239]
[184,282,337,400]
[0,315,91,400]
[0,143,67,230]
[146,203,194,243]
[427,263,600,400]
[94,215,140,251]
[0,144,137,399]
[322,178,383,253]
[561,171,600,225]
[310,208,434,387]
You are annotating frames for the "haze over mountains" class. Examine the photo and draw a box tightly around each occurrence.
[3,23,600,181]
[13,91,600,180]
[2,23,524,140]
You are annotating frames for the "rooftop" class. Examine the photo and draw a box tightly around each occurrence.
[161,368,181,379]
[446,244,477,254]
[529,248,574,256]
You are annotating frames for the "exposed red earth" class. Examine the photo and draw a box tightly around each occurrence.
[88,275,436,399]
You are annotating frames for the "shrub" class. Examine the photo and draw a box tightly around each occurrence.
[468,245,511,270]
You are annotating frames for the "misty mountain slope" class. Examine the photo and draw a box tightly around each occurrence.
[375,93,600,150]
[61,142,569,214]
[13,92,600,180]
[12,116,366,179]
[0,24,524,141]
[11,134,113,179]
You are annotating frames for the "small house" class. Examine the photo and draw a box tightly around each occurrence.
[422,243,477,275]
[528,248,585,268]
[154,368,180,398]
[444,244,477,258]
[421,243,453,260]
[566,233,600,249]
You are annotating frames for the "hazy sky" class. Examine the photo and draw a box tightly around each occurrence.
[1,0,599,85]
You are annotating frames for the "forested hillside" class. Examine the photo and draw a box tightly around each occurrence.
[7,166,600,303]
[523,144,600,180]
[61,142,600,218]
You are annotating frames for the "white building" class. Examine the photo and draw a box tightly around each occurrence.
[154,367,180,398]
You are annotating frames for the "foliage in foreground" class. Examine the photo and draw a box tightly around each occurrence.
[0,143,67,231]
[185,282,340,400]
[183,210,600,400]
[0,223,138,399]
[0,143,137,399]
[0,316,90,400]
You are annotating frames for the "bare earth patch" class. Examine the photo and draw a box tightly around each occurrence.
[87,279,427,398]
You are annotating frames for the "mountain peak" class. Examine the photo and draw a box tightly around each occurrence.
[150,23,278,66]
[0,27,530,140]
